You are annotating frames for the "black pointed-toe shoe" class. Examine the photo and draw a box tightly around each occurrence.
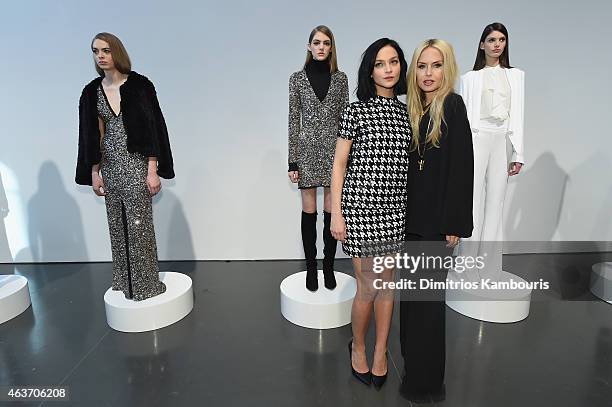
[348,340,372,386]
[371,352,388,390]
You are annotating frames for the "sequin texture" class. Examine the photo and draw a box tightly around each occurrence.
[288,70,349,188]
[97,85,166,301]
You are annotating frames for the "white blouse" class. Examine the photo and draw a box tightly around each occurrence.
[480,65,511,122]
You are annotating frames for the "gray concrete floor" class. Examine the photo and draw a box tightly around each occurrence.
[1,253,611,406]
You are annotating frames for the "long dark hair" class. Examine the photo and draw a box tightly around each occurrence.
[473,22,512,71]
[356,38,407,101]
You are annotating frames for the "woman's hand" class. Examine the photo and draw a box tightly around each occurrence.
[508,162,523,176]
[331,213,347,242]
[288,171,299,183]
[147,172,161,196]
[446,235,460,248]
[92,172,106,196]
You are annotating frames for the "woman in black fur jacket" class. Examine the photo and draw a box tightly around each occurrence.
[76,32,174,301]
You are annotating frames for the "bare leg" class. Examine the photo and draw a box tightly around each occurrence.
[323,187,331,213]
[372,262,395,376]
[351,257,376,374]
[300,188,317,213]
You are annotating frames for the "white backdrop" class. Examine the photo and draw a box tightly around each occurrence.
[1,0,610,262]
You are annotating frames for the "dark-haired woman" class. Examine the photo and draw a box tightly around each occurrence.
[458,22,524,278]
[288,25,349,291]
[330,38,410,389]
[400,39,473,401]
[76,32,174,301]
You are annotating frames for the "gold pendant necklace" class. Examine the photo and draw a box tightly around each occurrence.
[417,115,432,171]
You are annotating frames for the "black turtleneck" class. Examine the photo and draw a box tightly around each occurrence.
[305,58,332,102]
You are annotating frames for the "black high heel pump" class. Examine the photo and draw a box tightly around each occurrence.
[348,340,371,386]
[371,351,388,390]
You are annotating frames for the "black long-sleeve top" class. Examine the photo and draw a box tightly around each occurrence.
[304,58,331,102]
[405,93,474,238]
[76,71,174,186]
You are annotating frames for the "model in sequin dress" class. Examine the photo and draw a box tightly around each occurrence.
[98,85,166,301]
[77,33,174,302]
[287,25,349,292]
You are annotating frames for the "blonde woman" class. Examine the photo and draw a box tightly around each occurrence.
[400,39,473,401]
[288,25,349,291]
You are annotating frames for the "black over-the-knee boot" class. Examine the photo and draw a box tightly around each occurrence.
[322,211,337,290]
[301,211,318,291]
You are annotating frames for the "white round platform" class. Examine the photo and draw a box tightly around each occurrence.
[280,270,356,329]
[590,262,612,304]
[0,275,31,324]
[445,270,531,323]
[104,272,193,333]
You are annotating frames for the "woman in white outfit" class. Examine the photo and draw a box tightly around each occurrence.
[458,22,524,277]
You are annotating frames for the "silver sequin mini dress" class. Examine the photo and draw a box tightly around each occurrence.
[98,86,166,301]
[288,70,349,188]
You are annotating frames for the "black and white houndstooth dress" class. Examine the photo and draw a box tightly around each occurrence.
[339,95,411,257]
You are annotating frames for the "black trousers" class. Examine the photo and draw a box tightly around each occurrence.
[400,233,450,395]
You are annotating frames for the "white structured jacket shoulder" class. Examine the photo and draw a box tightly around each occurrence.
[458,67,525,164]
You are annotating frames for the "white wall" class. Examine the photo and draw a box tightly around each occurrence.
[1,0,610,262]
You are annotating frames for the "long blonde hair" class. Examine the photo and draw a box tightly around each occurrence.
[303,25,338,73]
[407,39,458,151]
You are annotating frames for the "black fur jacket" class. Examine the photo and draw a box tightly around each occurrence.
[75,71,175,186]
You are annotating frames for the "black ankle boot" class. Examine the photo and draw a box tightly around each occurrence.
[301,211,318,291]
[322,211,337,290]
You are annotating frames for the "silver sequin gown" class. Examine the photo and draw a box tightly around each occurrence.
[97,86,166,301]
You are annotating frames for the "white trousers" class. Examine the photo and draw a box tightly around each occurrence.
[459,126,511,280]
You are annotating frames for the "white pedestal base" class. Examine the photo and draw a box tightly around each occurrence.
[445,270,531,323]
[280,270,356,329]
[590,262,612,304]
[104,272,193,332]
[0,275,31,324]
